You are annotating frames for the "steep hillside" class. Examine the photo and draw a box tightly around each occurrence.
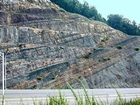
[0,0,140,89]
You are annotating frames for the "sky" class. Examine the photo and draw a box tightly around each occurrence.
[78,0,140,24]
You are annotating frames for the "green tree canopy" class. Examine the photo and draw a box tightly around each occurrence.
[107,14,140,35]
[50,0,106,22]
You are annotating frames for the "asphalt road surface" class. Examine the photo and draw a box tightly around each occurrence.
[0,88,140,105]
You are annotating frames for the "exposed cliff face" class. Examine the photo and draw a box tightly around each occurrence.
[0,1,140,89]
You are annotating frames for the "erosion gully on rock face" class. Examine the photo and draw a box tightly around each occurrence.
[0,0,140,89]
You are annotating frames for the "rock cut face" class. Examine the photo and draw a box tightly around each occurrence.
[27,0,50,3]
[0,1,140,89]
[0,0,51,3]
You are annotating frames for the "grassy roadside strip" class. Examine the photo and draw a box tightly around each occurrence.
[1,84,140,105]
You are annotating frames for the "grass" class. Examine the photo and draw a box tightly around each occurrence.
[2,84,140,105]
[47,91,69,105]
[2,91,6,105]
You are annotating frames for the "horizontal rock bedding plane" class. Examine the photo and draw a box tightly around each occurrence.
[0,0,140,89]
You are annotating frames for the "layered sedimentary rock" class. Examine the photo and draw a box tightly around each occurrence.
[0,0,140,89]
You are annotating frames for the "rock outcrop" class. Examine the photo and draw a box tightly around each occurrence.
[0,0,140,89]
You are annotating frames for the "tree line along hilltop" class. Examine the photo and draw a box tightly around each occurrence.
[50,0,140,35]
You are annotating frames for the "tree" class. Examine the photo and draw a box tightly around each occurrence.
[107,14,140,35]
[81,1,90,18]
[132,20,136,26]
[50,0,106,22]
[89,6,98,19]
[107,14,123,30]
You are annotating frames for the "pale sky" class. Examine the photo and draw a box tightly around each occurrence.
[78,0,140,24]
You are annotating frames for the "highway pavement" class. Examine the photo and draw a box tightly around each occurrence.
[0,88,140,105]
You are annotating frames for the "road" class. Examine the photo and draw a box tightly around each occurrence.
[0,88,140,105]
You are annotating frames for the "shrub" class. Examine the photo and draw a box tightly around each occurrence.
[56,56,59,58]
[101,37,109,42]
[103,57,108,61]
[19,44,22,48]
[104,57,111,61]
[19,44,26,49]
[88,52,92,55]
[41,1,45,5]
[83,55,89,59]
[52,77,55,80]
[37,76,43,80]
[106,37,109,40]
[107,57,111,60]
[78,76,82,79]
[59,9,66,12]
[135,47,140,51]
[101,39,106,42]
[46,56,50,58]
[117,45,122,49]
[31,26,37,28]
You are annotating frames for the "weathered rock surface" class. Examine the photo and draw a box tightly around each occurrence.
[0,0,140,89]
